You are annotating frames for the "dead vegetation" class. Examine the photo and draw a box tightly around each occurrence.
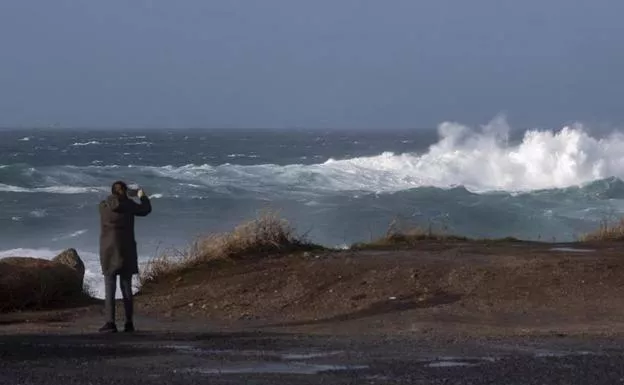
[139,212,624,290]
[140,212,319,285]
[351,219,469,250]
[579,218,624,242]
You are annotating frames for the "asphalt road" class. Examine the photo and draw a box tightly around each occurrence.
[2,331,624,385]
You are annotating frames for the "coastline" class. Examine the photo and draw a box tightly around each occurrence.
[3,236,624,384]
[3,237,624,337]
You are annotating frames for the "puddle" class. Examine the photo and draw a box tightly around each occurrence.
[164,345,204,354]
[421,356,496,368]
[534,350,601,358]
[165,345,344,361]
[419,356,498,363]
[282,351,343,360]
[427,361,477,368]
[186,362,368,375]
[550,247,595,253]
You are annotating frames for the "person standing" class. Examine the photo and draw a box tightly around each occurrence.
[98,181,152,333]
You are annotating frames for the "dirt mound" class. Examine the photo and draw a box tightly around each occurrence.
[137,241,624,333]
[0,249,89,312]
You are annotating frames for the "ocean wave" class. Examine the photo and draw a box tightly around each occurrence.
[72,141,101,146]
[18,136,32,141]
[4,119,624,194]
[115,120,624,193]
[313,118,624,193]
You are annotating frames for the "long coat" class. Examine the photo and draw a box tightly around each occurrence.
[99,194,152,276]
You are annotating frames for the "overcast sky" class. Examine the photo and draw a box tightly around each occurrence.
[1,1,623,129]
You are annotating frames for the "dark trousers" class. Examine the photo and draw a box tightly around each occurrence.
[104,274,133,323]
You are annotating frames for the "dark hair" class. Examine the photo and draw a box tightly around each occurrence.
[111,181,128,196]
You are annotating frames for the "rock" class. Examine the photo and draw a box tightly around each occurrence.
[52,248,86,289]
[0,250,87,312]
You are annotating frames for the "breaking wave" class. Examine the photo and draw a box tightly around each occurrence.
[2,119,624,195]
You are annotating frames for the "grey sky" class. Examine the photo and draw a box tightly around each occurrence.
[1,1,623,129]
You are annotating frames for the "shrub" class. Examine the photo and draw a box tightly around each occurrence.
[580,218,624,242]
[140,212,315,285]
[352,219,467,249]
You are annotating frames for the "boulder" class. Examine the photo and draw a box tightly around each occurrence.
[0,249,87,312]
[52,248,86,289]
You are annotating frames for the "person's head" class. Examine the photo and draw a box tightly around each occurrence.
[111,181,128,198]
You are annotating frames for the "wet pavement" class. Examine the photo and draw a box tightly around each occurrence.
[2,331,624,384]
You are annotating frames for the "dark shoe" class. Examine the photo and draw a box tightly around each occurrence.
[123,321,135,333]
[99,322,118,333]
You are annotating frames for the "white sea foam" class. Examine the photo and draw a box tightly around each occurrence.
[0,183,104,194]
[52,229,88,241]
[29,209,47,218]
[312,117,624,192]
[18,136,32,141]
[72,141,101,146]
[227,153,260,158]
[0,248,60,259]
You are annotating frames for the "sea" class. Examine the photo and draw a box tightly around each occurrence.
[2,118,624,297]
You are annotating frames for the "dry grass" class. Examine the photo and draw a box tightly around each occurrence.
[579,218,624,242]
[352,219,468,249]
[140,212,318,285]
